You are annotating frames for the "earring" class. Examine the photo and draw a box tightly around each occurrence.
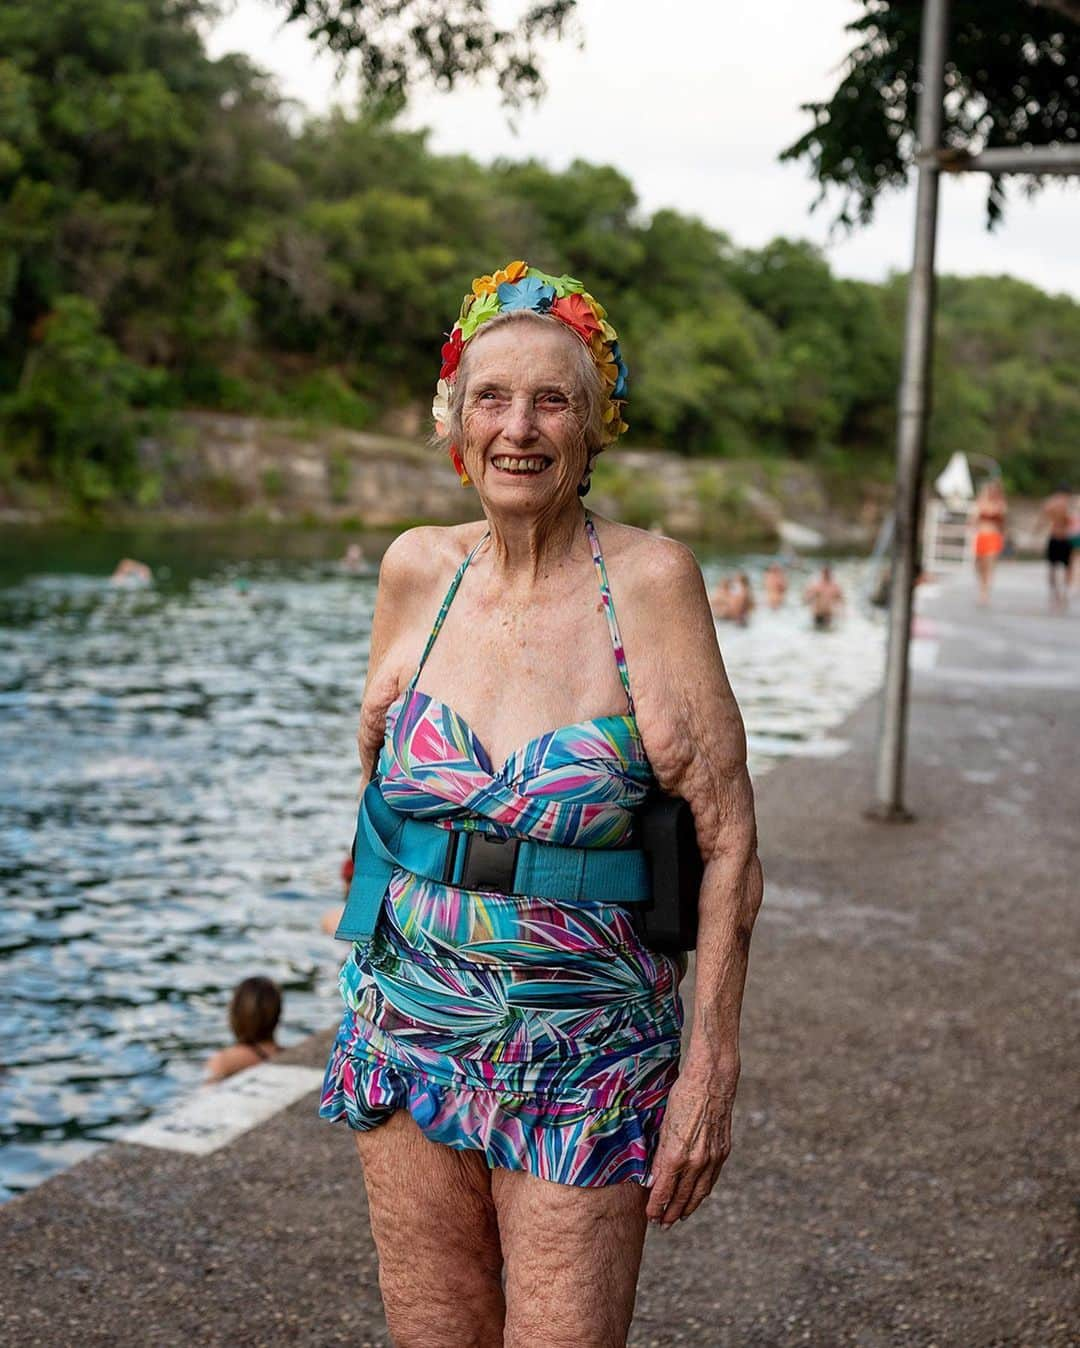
[448,444,470,487]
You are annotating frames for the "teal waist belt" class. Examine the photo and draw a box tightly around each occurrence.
[335,781,651,942]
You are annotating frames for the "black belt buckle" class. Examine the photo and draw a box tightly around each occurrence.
[450,830,521,894]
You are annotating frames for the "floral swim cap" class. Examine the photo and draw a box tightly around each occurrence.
[432,261,629,485]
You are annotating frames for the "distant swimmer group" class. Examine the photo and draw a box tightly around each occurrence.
[709,560,844,630]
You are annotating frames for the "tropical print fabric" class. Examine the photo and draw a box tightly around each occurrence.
[320,516,684,1187]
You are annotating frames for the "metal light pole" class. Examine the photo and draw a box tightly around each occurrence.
[869,0,950,821]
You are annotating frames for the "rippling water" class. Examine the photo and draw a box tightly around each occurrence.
[0,525,882,1199]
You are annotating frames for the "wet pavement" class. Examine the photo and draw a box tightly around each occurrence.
[1,562,1076,1346]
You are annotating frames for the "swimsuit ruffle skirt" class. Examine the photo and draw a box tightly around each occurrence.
[320,516,684,1187]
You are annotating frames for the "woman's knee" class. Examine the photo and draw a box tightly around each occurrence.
[353,1118,506,1346]
[495,1170,647,1348]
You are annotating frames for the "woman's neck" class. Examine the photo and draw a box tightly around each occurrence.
[482,498,588,582]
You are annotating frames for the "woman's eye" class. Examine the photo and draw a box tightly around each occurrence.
[477,390,498,402]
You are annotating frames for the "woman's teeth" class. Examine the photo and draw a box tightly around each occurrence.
[491,456,551,474]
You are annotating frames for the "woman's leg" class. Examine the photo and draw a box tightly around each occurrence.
[492,1168,649,1348]
[354,1113,505,1348]
[975,554,990,603]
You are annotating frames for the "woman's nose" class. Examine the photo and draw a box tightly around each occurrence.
[503,396,539,445]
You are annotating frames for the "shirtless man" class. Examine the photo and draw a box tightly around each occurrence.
[763,561,787,609]
[1041,484,1074,612]
[803,565,844,630]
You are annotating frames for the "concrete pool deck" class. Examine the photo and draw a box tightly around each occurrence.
[1,562,1076,1346]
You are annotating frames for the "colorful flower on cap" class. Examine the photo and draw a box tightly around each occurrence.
[432,378,451,433]
[436,260,630,485]
[496,276,556,312]
[550,293,604,345]
[472,260,528,297]
[440,328,464,381]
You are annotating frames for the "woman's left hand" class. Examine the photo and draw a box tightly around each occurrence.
[645,1063,737,1228]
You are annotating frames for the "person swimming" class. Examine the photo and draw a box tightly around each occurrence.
[709,576,733,621]
[727,572,755,626]
[110,558,152,587]
[803,565,844,630]
[763,561,787,609]
[204,976,282,1082]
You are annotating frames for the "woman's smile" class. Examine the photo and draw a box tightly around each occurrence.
[489,453,554,476]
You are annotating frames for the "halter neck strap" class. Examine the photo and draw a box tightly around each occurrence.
[584,512,635,716]
[407,531,489,690]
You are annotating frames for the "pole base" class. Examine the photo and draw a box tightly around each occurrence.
[864,801,916,824]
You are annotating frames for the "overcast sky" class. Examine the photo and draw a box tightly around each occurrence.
[206,0,1080,299]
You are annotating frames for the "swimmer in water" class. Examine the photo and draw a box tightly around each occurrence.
[803,565,844,630]
[110,558,152,586]
[341,543,366,572]
[320,853,353,937]
[727,572,755,627]
[205,976,282,1082]
[763,562,787,609]
[709,576,733,621]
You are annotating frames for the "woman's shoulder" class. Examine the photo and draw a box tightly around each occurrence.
[591,516,703,593]
[204,1043,261,1082]
[378,522,489,588]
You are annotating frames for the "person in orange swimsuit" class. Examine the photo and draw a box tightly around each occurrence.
[971,479,1007,605]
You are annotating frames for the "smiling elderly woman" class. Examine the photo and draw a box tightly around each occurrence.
[320,262,763,1348]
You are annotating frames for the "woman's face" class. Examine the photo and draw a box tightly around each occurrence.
[459,321,590,518]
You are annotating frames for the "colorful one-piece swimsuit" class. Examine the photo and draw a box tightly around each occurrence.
[320,514,684,1187]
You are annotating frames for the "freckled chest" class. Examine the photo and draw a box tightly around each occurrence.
[412,562,628,750]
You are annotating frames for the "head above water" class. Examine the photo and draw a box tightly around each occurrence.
[229,976,281,1046]
[433,262,628,498]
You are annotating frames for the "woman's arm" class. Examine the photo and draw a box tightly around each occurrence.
[355,528,445,791]
[627,540,764,1228]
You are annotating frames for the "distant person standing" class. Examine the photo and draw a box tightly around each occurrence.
[970,479,1007,605]
[763,562,787,609]
[1069,502,1080,593]
[803,565,844,630]
[205,977,282,1082]
[1041,484,1074,612]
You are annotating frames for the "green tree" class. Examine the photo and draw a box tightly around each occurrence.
[782,1,1080,226]
[1,295,161,502]
[276,0,579,106]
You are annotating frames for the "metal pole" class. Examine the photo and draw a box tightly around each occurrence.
[869,0,950,821]
[939,145,1080,174]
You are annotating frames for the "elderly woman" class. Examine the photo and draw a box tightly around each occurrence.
[320,262,763,1348]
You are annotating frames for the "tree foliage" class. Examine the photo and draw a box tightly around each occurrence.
[782,0,1080,226]
[276,0,580,106]
[2,0,1078,505]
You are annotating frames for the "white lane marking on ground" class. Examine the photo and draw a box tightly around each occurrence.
[919,666,1080,690]
[909,637,940,671]
[124,1064,324,1155]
